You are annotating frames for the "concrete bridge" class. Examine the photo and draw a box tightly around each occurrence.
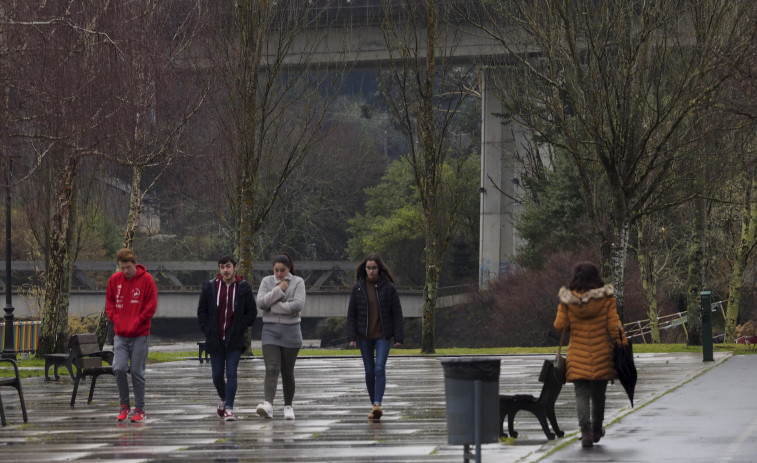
[2,261,467,320]
[258,0,528,285]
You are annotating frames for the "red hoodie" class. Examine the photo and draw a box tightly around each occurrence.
[106,264,158,337]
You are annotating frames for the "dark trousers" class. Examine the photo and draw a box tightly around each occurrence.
[573,379,608,426]
[210,345,243,409]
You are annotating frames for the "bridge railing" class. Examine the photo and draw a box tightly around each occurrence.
[0,261,362,292]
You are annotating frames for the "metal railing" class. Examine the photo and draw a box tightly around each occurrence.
[0,260,361,292]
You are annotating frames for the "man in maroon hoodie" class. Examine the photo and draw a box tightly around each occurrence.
[106,248,158,423]
[197,255,257,421]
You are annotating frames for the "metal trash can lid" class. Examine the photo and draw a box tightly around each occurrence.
[440,357,501,381]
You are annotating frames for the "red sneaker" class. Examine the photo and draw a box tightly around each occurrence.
[223,409,236,421]
[217,400,225,418]
[117,405,131,422]
[130,408,146,423]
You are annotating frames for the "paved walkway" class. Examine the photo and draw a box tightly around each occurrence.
[539,353,757,463]
[0,348,739,462]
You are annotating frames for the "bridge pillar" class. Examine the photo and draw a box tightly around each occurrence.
[478,69,527,286]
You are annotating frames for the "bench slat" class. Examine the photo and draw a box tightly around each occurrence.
[78,357,103,370]
[72,334,103,357]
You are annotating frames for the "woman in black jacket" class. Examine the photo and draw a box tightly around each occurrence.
[346,253,404,421]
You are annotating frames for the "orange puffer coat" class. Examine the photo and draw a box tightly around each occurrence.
[553,284,626,382]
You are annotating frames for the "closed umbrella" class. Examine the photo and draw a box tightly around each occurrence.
[613,326,637,407]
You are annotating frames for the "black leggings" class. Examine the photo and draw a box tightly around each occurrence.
[262,344,300,406]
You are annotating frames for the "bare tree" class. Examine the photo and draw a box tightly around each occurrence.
[98,1,207,248]
[206,1,354,276]
[377,1,476,353]
[92,0,208,347]
[462,0,753,320]
[717,16,757,342]
[4,1,118,354]
[635,212,686,343]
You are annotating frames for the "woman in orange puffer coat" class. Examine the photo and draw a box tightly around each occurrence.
[554,262,627,448]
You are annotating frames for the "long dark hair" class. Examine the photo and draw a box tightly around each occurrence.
[355,253,395,283]
[272,253,296,275]
[568,262,605,292]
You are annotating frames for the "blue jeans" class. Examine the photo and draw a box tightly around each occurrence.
[210,345,243,409]
[358,337,391,405]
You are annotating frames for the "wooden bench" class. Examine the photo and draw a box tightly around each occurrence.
[0,358,28,426]
[43,350,75,381]
[499,359,565,440]
[197,341,209,363]
[69,333,115,406]
[44,334,114,381]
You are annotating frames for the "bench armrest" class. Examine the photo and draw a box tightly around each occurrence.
[0,358,20,377]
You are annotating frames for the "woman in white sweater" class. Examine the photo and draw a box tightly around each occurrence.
[255,253,306,420]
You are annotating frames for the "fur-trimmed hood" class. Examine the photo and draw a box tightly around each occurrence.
[558,284,614,306]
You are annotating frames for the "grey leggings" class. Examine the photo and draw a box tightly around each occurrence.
[573,379,608,427]
[262,344,300,406]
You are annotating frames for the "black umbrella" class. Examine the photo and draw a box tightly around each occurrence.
[613,326,637,407]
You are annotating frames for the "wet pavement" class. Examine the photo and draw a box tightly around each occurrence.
[539,353,757,463]
[0,347,739,462]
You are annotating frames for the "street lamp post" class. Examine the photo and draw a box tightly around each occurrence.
[2,179,15,360]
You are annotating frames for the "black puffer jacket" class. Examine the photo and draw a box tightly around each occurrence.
[346,278,404,343]
[197,278,257,353]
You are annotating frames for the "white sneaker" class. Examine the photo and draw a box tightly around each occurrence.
[283,405,295,420]
[256,401,273,419]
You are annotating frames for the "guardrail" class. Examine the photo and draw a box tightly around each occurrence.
[1,260,361,292]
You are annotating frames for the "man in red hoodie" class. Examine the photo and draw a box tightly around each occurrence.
[106,248,158,423]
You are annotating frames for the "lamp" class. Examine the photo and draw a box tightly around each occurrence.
[2,156,15,360]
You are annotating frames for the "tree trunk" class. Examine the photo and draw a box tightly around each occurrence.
[238,167,256,354]
[421,229,442,354]
[608,220,630,322]
[637,217,660,343]
[123,165,143,250]
[685,198,705,345]
[238,168,255,279]
[96,164,144,348]
[418,2,441,354]
[725,178,757,342]
[38,156,77,355]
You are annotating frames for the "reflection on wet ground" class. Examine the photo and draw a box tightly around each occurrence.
[0,351,728,462]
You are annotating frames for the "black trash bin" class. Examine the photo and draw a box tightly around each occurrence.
[441,358,501,448]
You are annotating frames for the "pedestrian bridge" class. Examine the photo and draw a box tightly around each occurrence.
[2,261,468,319]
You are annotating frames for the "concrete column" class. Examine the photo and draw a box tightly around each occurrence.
[478,69,526,286]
